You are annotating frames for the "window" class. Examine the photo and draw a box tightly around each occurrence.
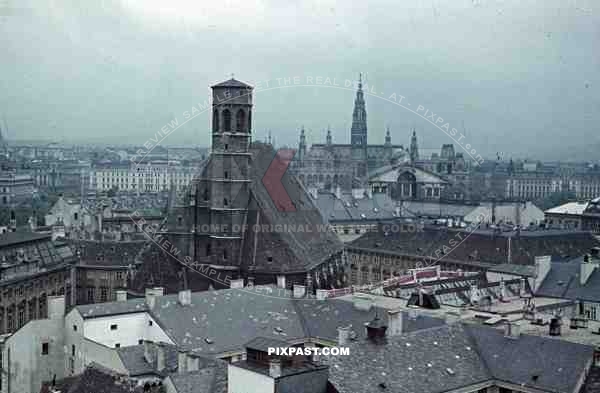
[212,109,219,132]
[110,324,118,330]
[223,109,231,131]
[101,287,108,302]
[74,212,78,220]
[139,339,143,345]
[223,198,228,206]
[236,109,245,132]
[224,143,228,151]
[115,343,120,348]
[73,325,77,331]
[42,342,49,355]
[224,171,228,179]
[148,320,153,326]
[72,345,75,357]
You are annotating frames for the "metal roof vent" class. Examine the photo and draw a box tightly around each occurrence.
[205,338,214,344]
[446,368,455,375]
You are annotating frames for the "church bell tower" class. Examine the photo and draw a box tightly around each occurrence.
[201,77,253,265]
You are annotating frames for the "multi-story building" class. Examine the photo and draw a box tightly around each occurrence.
[0,173,34,206]
[91,161,197,194]
[0,232,76,335]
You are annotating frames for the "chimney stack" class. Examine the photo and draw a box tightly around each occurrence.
[316,289,328,301]
[277,275,286,289]
[187,354,200,372]
[156,343,166,371]
[247,277,255,287]
[229,278,244,289]
[387,309,403,336]
[269,358,282,378]
[293,285,306,299]
[177,351,188,374]
[178,289,192,306]
[580,256,598,285]
[116,290,127,302]
[143,341,155,364]
[338,326,351,346]
[145,289,156,309]
[504,320,521,339]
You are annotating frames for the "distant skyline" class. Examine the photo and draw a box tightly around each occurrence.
[1,0,598,162]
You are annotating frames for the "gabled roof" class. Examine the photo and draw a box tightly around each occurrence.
[536,257,600,302]
[369,165,448,184]
[211,78,252,89]
[328,323,595,393]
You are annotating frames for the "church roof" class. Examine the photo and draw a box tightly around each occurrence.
[369,165,448,185]
[211,78,252,88]
[246,143,344,273]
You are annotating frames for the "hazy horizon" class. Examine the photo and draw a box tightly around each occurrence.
[1,0,598,162]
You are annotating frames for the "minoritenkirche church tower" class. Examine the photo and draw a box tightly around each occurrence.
[200,78,253,264]
[350,73,368,179]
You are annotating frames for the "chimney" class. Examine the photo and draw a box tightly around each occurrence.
[230,278,244,289]
[269,358,282,378]
[177,351,188,374]
[153,287,164,297]
[352,294,374,311]
[276,275,286,289]
[519,278,527,297]
[549,316,562,336]
[156,343,166,371]
[247,277,255,287]
[469,283,479,304]
[499,279,507,300]
[337,326,351,346]
[143,341,155,364]
[580,257,598,285]
[293,285,306,299]
[145,289,156,310]
[187,354,200,372]
[534,255,552,292]
[335,186,342,200]
[504,320,521,339]
[47,296,66,320]
[116,290,127,302]
[178,289,192,306]
[387,309,403,336]
[316,289,328,301]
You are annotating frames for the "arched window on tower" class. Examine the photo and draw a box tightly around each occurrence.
[213,109,219,132]
[248,111,252,133]
[223,198,228,206]
[206,243,211,256]
[223,109,231,132]
[236,109,245,132]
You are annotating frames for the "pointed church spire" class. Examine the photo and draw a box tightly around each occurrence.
[410,128,419,164]
[326,125,332,146]
[351,73,367,148]
[385,126,391,146]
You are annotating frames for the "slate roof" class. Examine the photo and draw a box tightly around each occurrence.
[535,257,600,302]
[464,324,594,393]
[488,263,536,277]
[64,365,138,393]
[76,287,444,355]
[75,298,148,319]
[245,143,344,273]
[167,360,228,393]
[327,323,491,393]
[0,231,50,247]
[327,323,595,393]
[351,225,600,265]
[117,343,178,377]
[211,78,252,88]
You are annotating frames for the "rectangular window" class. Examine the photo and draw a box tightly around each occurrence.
[42,342,49,355]
[115,343,120,348]
[72,344,75,357]
[110,324,118,330]
[149,320,153,326]
[73,325,77,331]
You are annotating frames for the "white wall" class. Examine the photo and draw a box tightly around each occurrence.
[228,364,274,393]
[83,313,149,348]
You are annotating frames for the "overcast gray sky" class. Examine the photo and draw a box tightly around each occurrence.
[1,0,598,160]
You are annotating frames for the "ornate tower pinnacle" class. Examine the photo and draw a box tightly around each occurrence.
[298,126,306,161]
[385,126,391,146]
[409,128,419,164]
[326,126,332,146]
[350,73,367,148]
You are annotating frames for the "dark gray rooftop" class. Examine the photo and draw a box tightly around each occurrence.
[465,324,594,393]
[0,231,50,247]
[167,359,228,393]
[536,257,600,302]
[75,298,148,319]
[211,78,252,88]
[117,343,178,377]
[327,323,595,393]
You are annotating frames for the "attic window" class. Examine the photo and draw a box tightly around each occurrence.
[267,256,273,262]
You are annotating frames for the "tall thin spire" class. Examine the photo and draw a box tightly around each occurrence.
[350,73,368,148]
[410,128,419,163]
